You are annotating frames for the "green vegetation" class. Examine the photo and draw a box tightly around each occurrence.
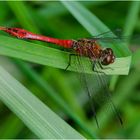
[0,1,140,139]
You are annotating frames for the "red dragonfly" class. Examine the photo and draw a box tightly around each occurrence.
[0,26,122,127]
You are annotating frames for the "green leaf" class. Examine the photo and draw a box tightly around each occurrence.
[0,66,85,139]
[0,35,130,75]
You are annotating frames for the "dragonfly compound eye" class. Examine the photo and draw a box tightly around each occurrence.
[101,48,115,65]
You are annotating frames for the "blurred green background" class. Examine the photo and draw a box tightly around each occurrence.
[0,1,140,139]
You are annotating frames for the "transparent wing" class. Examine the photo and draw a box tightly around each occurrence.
[86,29,139,44]
[91,29,123,38]
[87,51,123,126]
[74,53,100,128]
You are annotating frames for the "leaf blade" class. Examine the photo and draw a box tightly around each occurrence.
[0,35,130,75]
[0,66,85,139]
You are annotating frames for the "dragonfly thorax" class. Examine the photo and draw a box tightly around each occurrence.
[72,39,101,58]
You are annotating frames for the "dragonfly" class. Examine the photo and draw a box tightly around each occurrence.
[0,26,123,128]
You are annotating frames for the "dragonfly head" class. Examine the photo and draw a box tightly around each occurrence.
[100,48,115,65]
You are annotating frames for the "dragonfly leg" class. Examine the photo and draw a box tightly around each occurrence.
[98,62,113,70]
[92,61,105,74]
[65,54,77,71]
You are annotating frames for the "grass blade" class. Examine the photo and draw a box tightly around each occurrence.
[0,35,130,75]
[0,66,85,139]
